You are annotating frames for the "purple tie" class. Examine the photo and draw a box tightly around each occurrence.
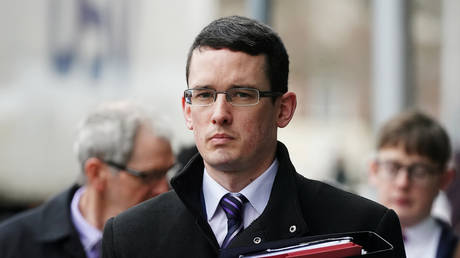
[219,193,248,248]
[89,239,101,258]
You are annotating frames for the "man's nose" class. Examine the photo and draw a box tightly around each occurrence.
[394,168,411,187]
[211,94,233,125]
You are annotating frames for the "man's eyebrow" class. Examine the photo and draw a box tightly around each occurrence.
[191,85,213,89]
[190,85,258,90]
[230,85,257,89]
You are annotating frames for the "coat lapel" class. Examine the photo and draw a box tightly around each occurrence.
[35,185,87,258]
[172,153,220,251]
[228,142,308,248]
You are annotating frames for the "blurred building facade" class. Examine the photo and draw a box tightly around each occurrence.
[0,0,458,220]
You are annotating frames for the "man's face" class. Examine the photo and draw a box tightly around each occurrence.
[370,146,446,227]
[108,125,173,213]
[184,47,281,175]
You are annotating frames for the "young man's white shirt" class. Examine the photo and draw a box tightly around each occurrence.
[404,216,442,258]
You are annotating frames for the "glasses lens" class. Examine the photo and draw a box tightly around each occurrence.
[185,88,262,106]
[409,164,436,180]
[379,161,400,179]
[228,88,259,106]
[188,89,215,106]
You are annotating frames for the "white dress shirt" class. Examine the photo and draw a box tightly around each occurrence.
[404,216,441,258]
[202,159,278,247]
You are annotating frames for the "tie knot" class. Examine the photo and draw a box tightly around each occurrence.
[220,193,247,220]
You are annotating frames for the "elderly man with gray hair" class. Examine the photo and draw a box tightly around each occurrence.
[0,101,175,258]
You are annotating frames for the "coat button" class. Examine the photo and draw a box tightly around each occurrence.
[289,225,297,233]
[253,236,262,244]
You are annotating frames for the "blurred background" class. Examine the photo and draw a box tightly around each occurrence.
[0,0,459,223]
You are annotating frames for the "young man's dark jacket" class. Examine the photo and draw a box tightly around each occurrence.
[0,185,87,258]
[435,218,459,258]
[102,142,406,258]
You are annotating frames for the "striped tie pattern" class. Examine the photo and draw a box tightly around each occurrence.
[219,193,248,248]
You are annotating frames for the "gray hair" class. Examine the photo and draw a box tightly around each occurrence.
[73,101,171,171]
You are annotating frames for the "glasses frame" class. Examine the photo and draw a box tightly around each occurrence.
[376,159,441,185]
[184,87,283,107]
[104,160,174,182]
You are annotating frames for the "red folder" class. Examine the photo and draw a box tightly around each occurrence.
[221,231,394,258]
[241,237,363,258]
[286,242,362,258]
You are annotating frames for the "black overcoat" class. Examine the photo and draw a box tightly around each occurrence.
[0,185,86,258]
[102,142,406,258]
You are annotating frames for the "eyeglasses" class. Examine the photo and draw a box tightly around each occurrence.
[376,159,440,185]
[104,160,175,183]
[184,87,283,107]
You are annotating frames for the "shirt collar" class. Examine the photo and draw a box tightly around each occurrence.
[202,159,278,221]
[404,216,437,243]
[70,186,102,253]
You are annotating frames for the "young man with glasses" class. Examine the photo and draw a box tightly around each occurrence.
[370,111,459,258]
[0,101,174,258]
[102,16,406,257]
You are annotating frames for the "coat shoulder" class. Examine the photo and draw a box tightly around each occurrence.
[296,174,386,211]
[0,186,83,258]
[103,190,210,257]
[294,174,391,229]
[115,190,184,222]
[0,204,45,239]
[0,204,50,256]
[108,190,190,238]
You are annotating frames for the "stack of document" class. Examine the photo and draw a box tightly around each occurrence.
[219,231,395,258]
[241,237,364,258]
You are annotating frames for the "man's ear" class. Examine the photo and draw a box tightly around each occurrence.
[84,157,107,192]
[182,97,193,130]
[276,92,297,128]
[440,167,455,190]
[369,160,379,186]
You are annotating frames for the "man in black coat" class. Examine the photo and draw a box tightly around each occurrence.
[0,102,174,258]
[102,16,406,258]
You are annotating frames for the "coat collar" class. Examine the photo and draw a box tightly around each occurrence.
[171,151,218,249]
[34,185,79,241]
[171,141,309,249]
[34,184,86,257]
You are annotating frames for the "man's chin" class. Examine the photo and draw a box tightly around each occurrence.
[393,208,417,223]
[204,155,239,171]
[207,160,236,171]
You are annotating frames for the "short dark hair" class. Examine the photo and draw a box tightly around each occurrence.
[377,111,452,169]
[185,15,289,93]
